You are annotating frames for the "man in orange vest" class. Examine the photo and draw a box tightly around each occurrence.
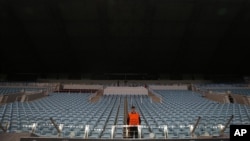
[127,106,141,138]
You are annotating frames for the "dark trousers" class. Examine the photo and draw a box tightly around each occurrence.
[129,127,138,138]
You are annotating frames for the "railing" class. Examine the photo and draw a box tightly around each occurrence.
[50,117,62,137]
[3,121,232,139]
[148,88,163,103]
[163,125,168,139]
[190,116,201,137]
[220,115,234,136]
[0,121,9,133]
[88,92,98,101]
[109,125,168,139]
[112,125,142,139]
[84,125,90,138]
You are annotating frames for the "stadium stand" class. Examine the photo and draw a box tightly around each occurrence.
[194,83,250,105]
[0,88,22,95]
[0,87,49,104]
[1,82,249,141]
[0,88,48,94]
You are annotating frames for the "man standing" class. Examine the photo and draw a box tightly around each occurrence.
[127,106,141,138]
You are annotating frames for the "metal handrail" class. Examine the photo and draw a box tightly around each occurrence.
[191,116,201,137]
[220,115,234,136]
[0,122,7,132]
[163,125,168,139]
[84,125,90,139]
[111,125,142,139]
[50,117,62,137]
[109,125,168,139]
[148,88,163,103]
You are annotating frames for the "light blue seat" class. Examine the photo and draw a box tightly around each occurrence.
[114,133,123,138]
[89,132,99,138]
[101,132,111,138]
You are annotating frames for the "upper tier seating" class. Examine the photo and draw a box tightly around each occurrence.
[194,83,250,96]
[0,88,46,95]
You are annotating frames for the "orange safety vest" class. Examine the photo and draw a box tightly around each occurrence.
[128,112,140,125]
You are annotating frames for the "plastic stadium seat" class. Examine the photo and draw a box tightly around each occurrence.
[52,130,58,135]
[155,133,165,139]
[142,132,152,138]
[62,130,70,137]
[115,128,123,134]
[101,133,111,138]
[88,132,99,138]
[114,133,123,138]
[168,132,178,139]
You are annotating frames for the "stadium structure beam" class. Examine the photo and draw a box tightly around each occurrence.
[50,117,62,137]
[220,115,234,136]
[191,116,201,137]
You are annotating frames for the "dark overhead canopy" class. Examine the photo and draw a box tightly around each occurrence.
[1,0,250,75]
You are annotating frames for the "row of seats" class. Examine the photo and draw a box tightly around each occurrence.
[148,85,188,90]
[212,89,250,96]
[194,83,250,96]
[195,83,248,88]
[0,87,47,95]
[0,88,22,95]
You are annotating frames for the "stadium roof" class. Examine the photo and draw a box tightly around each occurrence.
[1,0,250,77]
